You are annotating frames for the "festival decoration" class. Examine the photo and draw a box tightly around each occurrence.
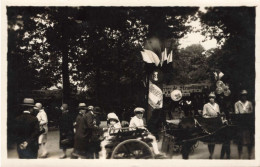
[171,89,182,101]
[214,70,231,96]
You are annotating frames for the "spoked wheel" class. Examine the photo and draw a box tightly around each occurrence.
[110,139,155,159]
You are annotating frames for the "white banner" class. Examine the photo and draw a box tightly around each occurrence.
[148,81,163,109]
[163,83,210,97]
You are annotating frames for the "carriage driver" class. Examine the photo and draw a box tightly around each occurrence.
[129,107,163,157]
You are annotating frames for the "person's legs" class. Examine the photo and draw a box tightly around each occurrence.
[247,144,253,159]
[220,141,231,159]
[208,144,215,159]
[148,134,160,154]
[60,148,67,158]
[99,140,109,159]
[226,141,231,159]
[220,144,225,159]
[39,142,48,158]
[237,143,242,159]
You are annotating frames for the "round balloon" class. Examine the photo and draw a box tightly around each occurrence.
[224,89,231,96]
[215,87,224,94]
[171,90,182,101]
[216,80,225,88]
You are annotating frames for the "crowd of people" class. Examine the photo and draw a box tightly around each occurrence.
[13,89,254,159]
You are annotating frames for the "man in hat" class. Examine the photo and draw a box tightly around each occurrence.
[59,103,74,159]
[15,98,40,159]
[234,90,253,114]
[91,106,103,158]
[234,90,254,159]
[202,92,220,159]
[85,105,103,158]
[72,104,99,159]
[35,103,48,158]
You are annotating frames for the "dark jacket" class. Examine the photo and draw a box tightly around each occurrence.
[74,111,99,152]
[15,112,40,158]
[59,111,74,149]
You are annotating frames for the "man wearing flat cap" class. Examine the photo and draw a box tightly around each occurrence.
[14,98,40,159]
[129,107,163,158]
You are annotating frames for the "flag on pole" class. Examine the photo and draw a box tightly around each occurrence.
[167,51,173,64]
[141,49,160,66]
[161,48,168,66]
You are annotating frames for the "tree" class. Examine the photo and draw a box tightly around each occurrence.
[7,7,199,110]
[200,7,255,99]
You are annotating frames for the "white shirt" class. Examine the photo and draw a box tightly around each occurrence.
[129,116,145,129]
[202,102,220,118]
[36,109,48,133]
[234,100,253,114]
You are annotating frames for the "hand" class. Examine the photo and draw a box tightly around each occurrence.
[19,141,28,149]
[121,121,129,127]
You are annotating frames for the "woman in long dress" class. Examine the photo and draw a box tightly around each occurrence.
[202,92,220,159]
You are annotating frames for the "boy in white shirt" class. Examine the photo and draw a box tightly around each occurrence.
[129,107,162,157]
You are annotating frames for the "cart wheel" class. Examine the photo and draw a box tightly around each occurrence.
[110,139,155,159]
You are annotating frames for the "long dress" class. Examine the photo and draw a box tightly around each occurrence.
[59,111,74,149]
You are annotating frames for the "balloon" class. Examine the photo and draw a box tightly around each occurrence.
[171,90,182,101]
[216,80,225,88]
[224,89,231,96]
[216,87,224,94]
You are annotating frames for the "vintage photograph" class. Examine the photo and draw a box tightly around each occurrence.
[5,6,256,161]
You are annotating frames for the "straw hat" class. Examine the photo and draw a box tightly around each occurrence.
[78,103,87,109]
[87,105,94,111]
[34,103,42,110]
[134,107,145,113]
[240,90,248,95]
[208,92,216,98]
[21,98,35,107]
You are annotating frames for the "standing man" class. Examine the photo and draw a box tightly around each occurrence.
[59,103,74,159]
[202,92,220,159]
[91,107,103,159]
[35,103,48,158]
[85,105,101,158]
[72,103,89,158]
[234,90,254,159]
[15,98,40,159]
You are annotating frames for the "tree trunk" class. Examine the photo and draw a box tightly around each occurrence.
[62,48,70,104]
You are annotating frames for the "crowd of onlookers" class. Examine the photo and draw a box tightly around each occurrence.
[12,89,254,159]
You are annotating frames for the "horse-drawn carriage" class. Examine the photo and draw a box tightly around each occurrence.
[104,113,254,159]
[161,113,254,159]
[104,127,156,159]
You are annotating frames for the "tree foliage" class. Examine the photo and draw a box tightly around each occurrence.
[200,7,255,99]
[8,7,199,108]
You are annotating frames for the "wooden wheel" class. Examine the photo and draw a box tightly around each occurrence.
[110,139,155,159]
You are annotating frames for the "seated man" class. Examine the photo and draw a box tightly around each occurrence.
[99,113,121,159]
[129,107,163,157]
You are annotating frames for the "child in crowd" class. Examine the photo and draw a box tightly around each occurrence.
[129,107,163,157]
[99,113,121,159]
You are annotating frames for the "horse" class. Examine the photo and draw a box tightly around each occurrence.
[163,113,254,159]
